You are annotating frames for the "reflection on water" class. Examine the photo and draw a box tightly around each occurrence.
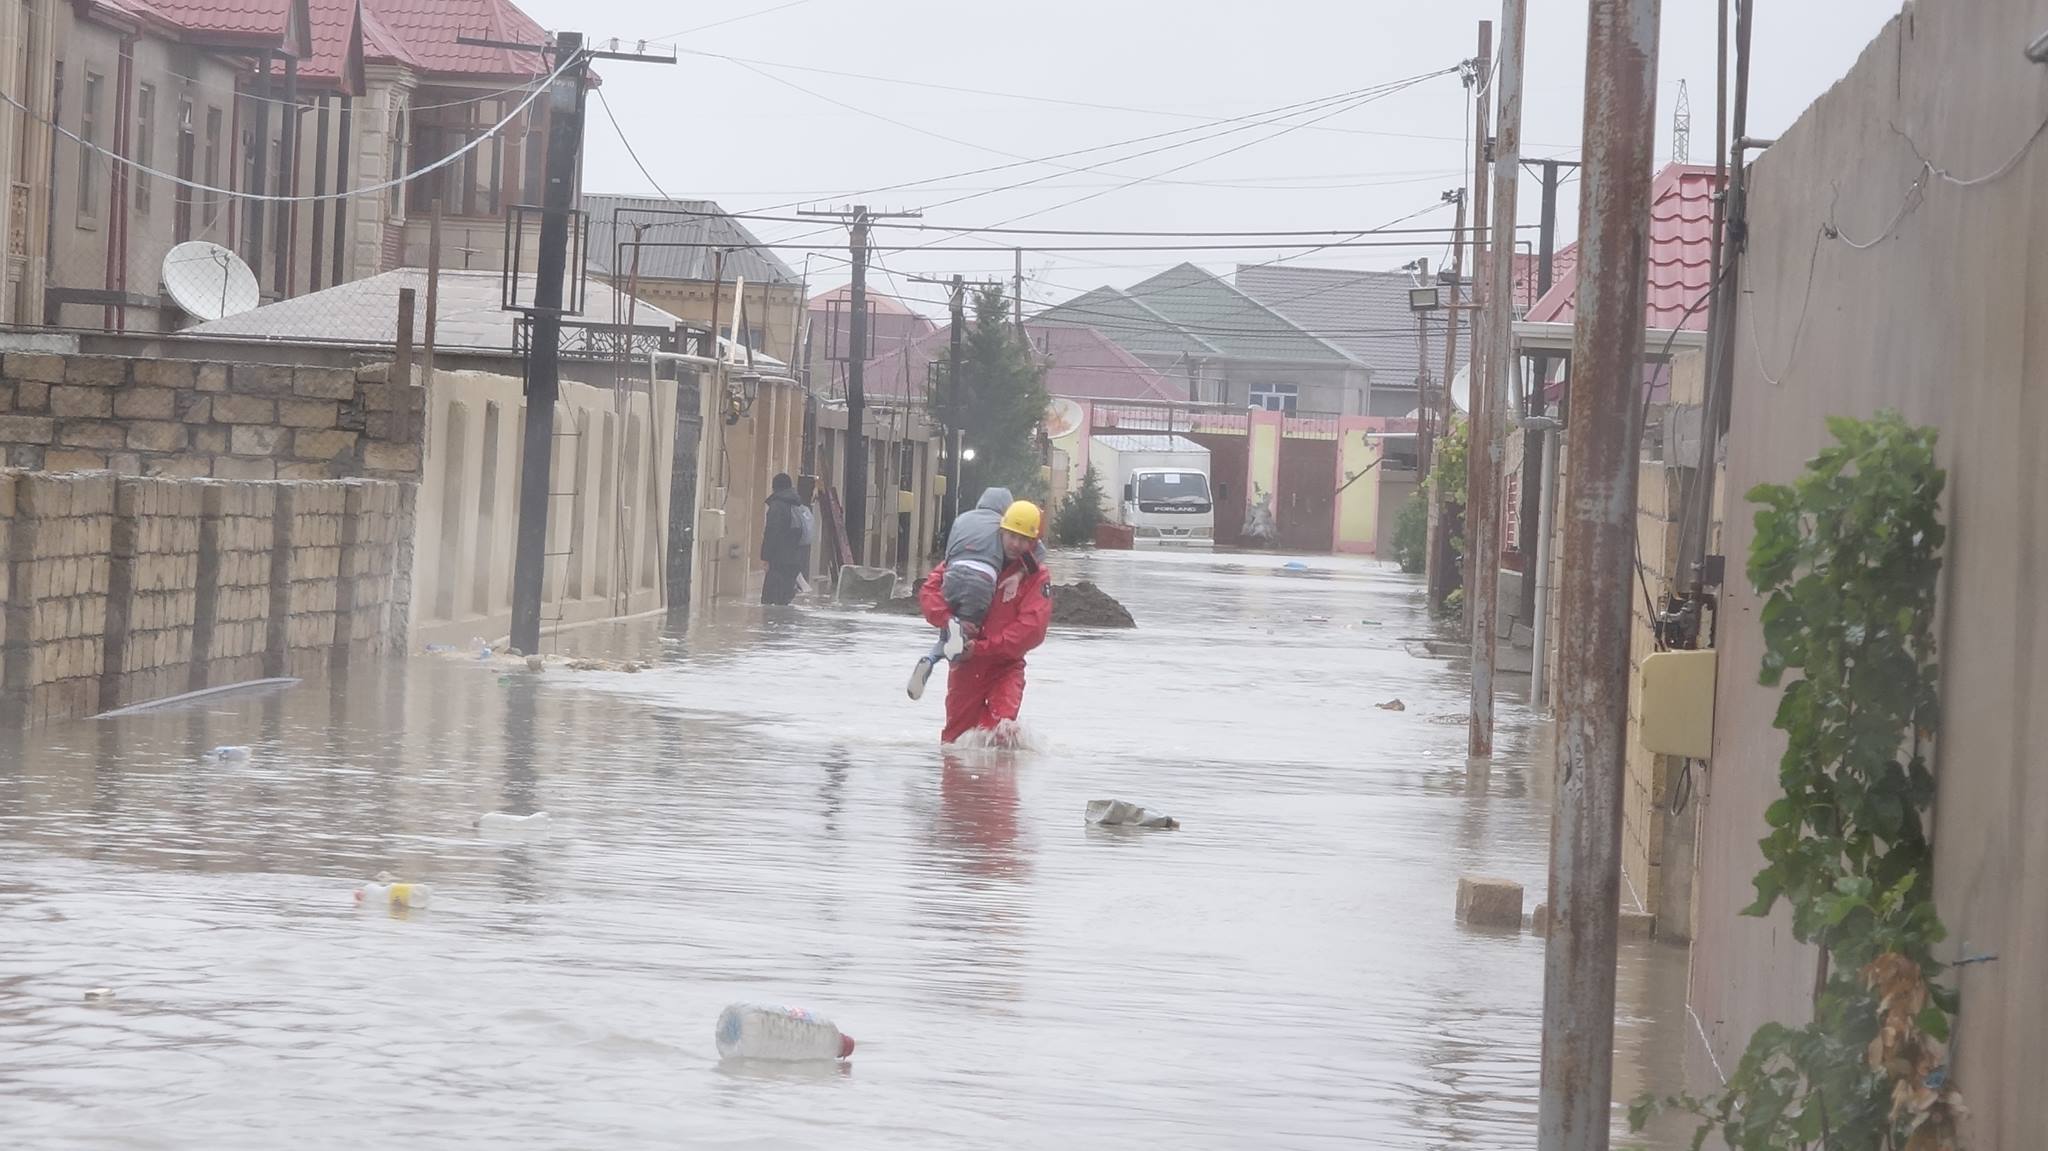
[0,550,1694,1149]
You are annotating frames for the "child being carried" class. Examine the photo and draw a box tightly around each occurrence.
[908,487,1035,700]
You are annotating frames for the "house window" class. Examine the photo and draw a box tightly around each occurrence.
[173,95,193,241]
[134,83,155,215]
[77,71,100,222]
[387,99,407,213]
[1248,382,1298,414]
[201,107,222,229]
[409,97,501,216]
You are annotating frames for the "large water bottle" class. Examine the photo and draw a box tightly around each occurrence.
[715,1004,856,1061]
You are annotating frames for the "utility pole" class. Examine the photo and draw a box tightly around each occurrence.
[1518,157,1576,626]
[496,32,674,654]
[1539,0,1661,1148]
[797,205,922,561]
[1526,156,1577,712]
[1460,22,1493,626]
[1426,187,1466,610]
[1468,0,1523,763]
[1013,248,1024,331]
[1413,257,1431,474]
[949,274,967,525]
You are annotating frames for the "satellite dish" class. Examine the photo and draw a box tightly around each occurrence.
[163,240,260,321]
[1450,364,1471,413]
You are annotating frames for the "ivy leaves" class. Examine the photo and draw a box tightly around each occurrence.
[1636,412,1959,1150]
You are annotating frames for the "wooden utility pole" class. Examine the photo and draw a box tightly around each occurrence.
[1013,248,1024,330]
[1462,16,1496,759]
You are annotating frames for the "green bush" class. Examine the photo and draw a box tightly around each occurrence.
[1391,491,1428,574]
[1053,466,1107,546]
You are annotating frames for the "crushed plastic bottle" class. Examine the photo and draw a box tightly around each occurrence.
[201,746,252,762]
[715,1004,856,1062]
[354,872,432,909]
[475,811,552,839]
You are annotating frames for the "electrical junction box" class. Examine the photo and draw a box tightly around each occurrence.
[697,507,725,543]
[898,489,915,514]
[1639,649,1718,759]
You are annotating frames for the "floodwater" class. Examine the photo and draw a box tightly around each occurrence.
[0,550,1699,1149]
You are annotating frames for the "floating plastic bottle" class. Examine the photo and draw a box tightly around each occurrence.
[354,880,432,909]
[202,746,252,762]
[475,811,552,839]
[715,1004,856,1061]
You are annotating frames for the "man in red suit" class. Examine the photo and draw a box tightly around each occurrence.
[917,501,1052,743]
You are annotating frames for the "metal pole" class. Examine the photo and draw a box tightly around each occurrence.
[1539,0,1662,1145]
[1415,257,1432,475]
[1462,22,1493,626]
[423,198,442,381]
[946,273,965,526]
[1425,190,1467,610]
[1529,422,1558,710]
[845,206,871,562]
[1519,158,1564,624]
[510,32,587,655]
[1469,0,1524,762]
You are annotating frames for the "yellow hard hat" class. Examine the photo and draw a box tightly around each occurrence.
[1000,500,1044,540]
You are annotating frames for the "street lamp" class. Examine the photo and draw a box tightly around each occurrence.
[960,446,977,462]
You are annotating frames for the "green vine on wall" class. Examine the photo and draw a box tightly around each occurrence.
[1429,415,1468,506]
[1633,411,1962,1151]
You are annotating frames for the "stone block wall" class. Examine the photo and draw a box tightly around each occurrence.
[0,353,424,483]
[1,472,114,724]
[334,480,403,666]
[277,483,345,678]
[102,478,203,708]
[1,471,413,727]
[194,481,278,689]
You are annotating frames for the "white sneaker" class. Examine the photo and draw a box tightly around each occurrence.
[907,657,936,701]
[941,620,967,661]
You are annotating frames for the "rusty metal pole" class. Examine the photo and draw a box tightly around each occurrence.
[1468,0,1524,761]
[1539,0,1662,1147]
[1426,188,1469,610]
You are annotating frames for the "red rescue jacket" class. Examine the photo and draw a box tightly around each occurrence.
[919,554,1052,665]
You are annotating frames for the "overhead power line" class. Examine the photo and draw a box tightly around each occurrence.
[0,51,578,204]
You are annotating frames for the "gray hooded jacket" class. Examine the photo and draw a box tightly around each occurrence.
[944,487,1014,576]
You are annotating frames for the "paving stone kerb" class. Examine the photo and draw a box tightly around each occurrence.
[0,352,423,483]
[1,471,412,728]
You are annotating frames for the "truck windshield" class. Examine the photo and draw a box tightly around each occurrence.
[1137,472,1211,502]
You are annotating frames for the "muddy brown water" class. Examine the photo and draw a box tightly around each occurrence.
[0,550,1701,1148]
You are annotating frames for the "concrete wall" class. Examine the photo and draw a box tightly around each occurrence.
[1,471,409,728]
[409,368,675,647]
[1691,5,2048,1140]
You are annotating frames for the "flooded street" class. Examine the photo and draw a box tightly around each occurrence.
[0,550,1695,1149]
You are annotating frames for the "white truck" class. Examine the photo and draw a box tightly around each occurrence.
[1088,434,1215,545]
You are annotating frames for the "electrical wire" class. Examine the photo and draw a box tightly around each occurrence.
[666,44,1577,147]
[595,86,672,200]
[617,72,1457,244]
[644,0,815,42]
[0,50,578,204]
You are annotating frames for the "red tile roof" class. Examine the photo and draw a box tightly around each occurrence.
[300,0,367,89]
[364,0,549,78]
[1524,164,1719,330]
[858,323,1184,405]
[138,0,313,54]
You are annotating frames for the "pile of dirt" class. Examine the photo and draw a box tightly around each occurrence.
[1052,581,1135,629]
[869,581,1136,629]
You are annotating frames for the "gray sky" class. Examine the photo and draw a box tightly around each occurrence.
[532,0,1906,320]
